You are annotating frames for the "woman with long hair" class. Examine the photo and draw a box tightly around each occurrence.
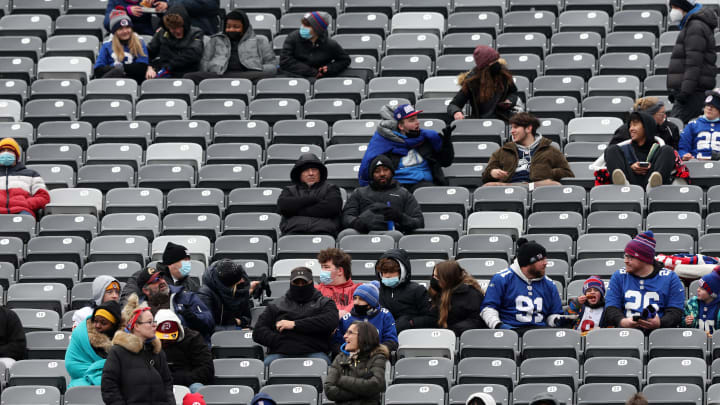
[429,260,486,335]
[324,321,389,405]
[447,45,520,122]
[94,9,149,83]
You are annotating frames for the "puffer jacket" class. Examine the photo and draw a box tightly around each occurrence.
[447,66,520,121]
[430,283,486,336]
[101,332,174,405]
[168,285,215,342]
[197,261,253,328]
[146,4,204,76]
[0,138,50,217]
[375,249,437,332]
[667,5,717,95]
[481,136,574,184]
[324,345,390,405]
[277,153,343,236]
[167,0,220,35]
[162,327,214,386]
[279,29,350,78]
[0,306,25,361]
[200,10,276,74]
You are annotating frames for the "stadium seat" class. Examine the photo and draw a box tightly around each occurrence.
[576,233,631,260]
[19,261,77,290]
[0,214,36,242]
[522,329,581,360]
[588,185,645,213]
[213,235,273,262]
[154,120,212,148]
[467,212,523,240]
[267,357,328,391]
[393,357,453,391]
[0,14,53,40]
[0,386,61,405]
[648,329,707,359]
[214,120,271,147]
[397,328,456,360]
[276,235,335,260]
[81,261,142,282]
[577,383,637,405]
[248,98,301,125]
[572,258,622,281]
[8,360,69,393]
[526,212,583,239]
[213,358,264,393]
[449,384,509,405]
[196,385,255,405]
[166,188,224,216]
[397,234,453,260]
[512,383,573,405]
[13,308,60,332]
[582,357,643,389]
[25,331,71,360]
[456,234,514,261]
[63,385,103,405]
[642,383,703,405]
[518,357,579,389]
[211,330,264,360]
[384,383,444,405]
[227,187,282,214]
[0,236,24,267]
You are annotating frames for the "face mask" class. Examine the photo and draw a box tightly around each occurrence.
[430,277,442,291]
[353,304,370,316]
[381,276,400,288]
[179,261,192,277]
[405,129,421,138]
[705,115,720,123]
[319,270,333,285]
[669,8,684,24]
[0,152,15,167]
[299,26,312,39]
[226,31,243,41]
[289,283,315,302]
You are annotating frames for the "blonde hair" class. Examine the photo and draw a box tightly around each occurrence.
[634,97,660,112]
[112,32,146,65]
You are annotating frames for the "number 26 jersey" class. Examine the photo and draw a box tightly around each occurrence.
[605,266,685,318]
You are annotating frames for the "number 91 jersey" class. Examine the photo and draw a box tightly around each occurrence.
[605,267,685,318]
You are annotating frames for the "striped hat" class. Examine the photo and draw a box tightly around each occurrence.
[583,276,605,297]
[624,230,656,264]
[303,11,330,35]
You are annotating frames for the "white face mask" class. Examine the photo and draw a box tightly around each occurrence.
[669,8,685,24]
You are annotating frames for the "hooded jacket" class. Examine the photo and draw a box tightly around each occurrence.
[146,4,204,76]
[197,260,253,328]
[374,249,437,332]
[103,0,164,35]
[430,282,487,336]
[252,285,339,355]
[155,310,214,387]
[168,284,215,342]
[448,66,520,122]
[277,153,343,236]
[482,135,574,184]
[169,0,220,36]
[611,117,680,150]
[667,5,717,96]
[66,317,115,388]
[279,28,351,78]
[324,344,390,405]
[0,306,25,361]
[617,112,663,164]
[342,155,424,233]
[0,138,50,217]
[200,10,276,75]
[678,114,720,158]
[73,275,120,329]
[334,297,398,353]
[120,264,200,305]
[358,105,454,187]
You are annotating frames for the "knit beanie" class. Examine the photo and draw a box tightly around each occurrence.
[583,276,606,297]
[705,89,720,111]
[215,259,247,287]
[0,137,21,159]
[162,241,190,265]
[303,11,330,35]
[700,266,720,298]
[109,8,133,33]
[354,283,380,308]
[92,300,122,327]
[466,392,496,405]
[251,393,277,405]
[516,238,547,267]
[183,393,206,405]
[670,0,697,12]
[624,230,656,264]
[473,45,500,70]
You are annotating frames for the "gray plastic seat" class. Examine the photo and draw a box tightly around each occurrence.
[331,119,380,143]
[648,328,707,359]
[259,384,318,405]
[0,56,34,82]
[550,32,602,59]
[213,119,270,147]
[576,233,631,260]
[197,77,251,103]
[518,357,579,389]
[533,75,585,101]
[523,235,573,264]
[0,214,36,242]
[138,164,195,192]
[81,261,141,282]
[585,328,645,360]
[0,35,43,62]
[248,98,301,125]
[572,258,622,281]
[386,32,440,60]
[23,99,77,126]
[104,187,163,215]
[582,96,634,121]
[212,235,273,262]
[197,164,255,191]
[456,258,508,279]
[195,385,255,405]
[162,213,221,242]
[583,357,643,389]
[44,35,99,61]
[267,357,328,392]
[227,187,282,214]
[154,119,212,148]
[456,234,513,261]
[13,308,60,332]
[588,184,644,213]
[276,235,335,260]
[653,233,695,255]
[521,329,581,360]
[8,283,67,315]
[473,186,527,215]
[76,164,134,192]
[272,120,329,147]
[95,120,151,147]
[613,9,663,36]
[642,383,702,405]
[30,79,83,103]
[88,235,148,264]
[647,357,706,387]
[558,10,609,36]
[38,214,97,242]
[54,14,104,40]
[166,188,224,216]
[35,121,91,150]
[397,234,453,260]
[134,98,188,124]
[213,358,264,393]
[496,32,546,58]
[337,235,395,260]
[85,78,137,102]
[393,357,453,391]
[63,385,102,405]
[0,14,53,39]
[358,98,410,119]
[139,78,195,103]
[577,383,637,405]
[598,52,651,81]
[1,385,61,405]
[384,383,444,405]
[26,236,85,266]
[211,329,264,360]
[459,329,517,360]
[25,331,71,359]
[333,33,383,59]
[646,211,701,240]
[526,212,582,239]
[605,31,656,56]
[647,185,703,213]
[531,185,586,214]
[512,383,573,405]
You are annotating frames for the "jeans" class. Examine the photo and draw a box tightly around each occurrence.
[263,352,331,367]
[17,211,32,215]
[188,382,204,393]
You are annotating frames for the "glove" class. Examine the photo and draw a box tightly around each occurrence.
[442,124,455,140]
[552,315,578,328]
[157,68,171,78]
[179,308,199,327]
[496,323,513,330]
[357,209,385,231]
[382,205,402,221]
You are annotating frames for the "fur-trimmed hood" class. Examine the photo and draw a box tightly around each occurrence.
[371,343,390,359]
[85,318,113,354]
[112,330,162,354]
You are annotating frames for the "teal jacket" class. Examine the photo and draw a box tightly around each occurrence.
[65,317,113,388]
[684,296,720,331]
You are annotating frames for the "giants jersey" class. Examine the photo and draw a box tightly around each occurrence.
[605,267,685,318]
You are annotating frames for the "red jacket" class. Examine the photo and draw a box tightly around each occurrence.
[1,163,50,218]
[315,280,361,313]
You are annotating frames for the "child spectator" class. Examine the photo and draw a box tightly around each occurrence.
[146,4,203,79]
[104,0,168,36]
[684,266,720,333]
[334,282,398,353]
[0,137,50,218]
[565,276,607,335]
[95,10,149,83]
[679,89,720,160]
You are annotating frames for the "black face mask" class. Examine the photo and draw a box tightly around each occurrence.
[430,277,442,291]
[289,283,315,302]
[226,31,243,41]
[405,129,421,138]
[353,304,370,316]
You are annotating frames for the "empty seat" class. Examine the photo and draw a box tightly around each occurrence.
[583,357,643,389]
[25,331,71,359]
[211,330,264,360]
[197,164,255,191]
[576,233,631,260]
[393,357,453,391]
[589,185,644,213]
[138,164,195,192]
[526,96,578,124]
[0,56,35,82]
[81,261,142,282]
[456,234,514,261]
[31,79,83,103]
[267,357,328,391]
[338,235,395,260]
[642,383,702,405]
[18,261,77,289]
[456,357,516,393]
[572,258,621,281]
[386,33,440,60]
[213,235,273,262]
[544,53,596,81]
[467,212,523,239]
[0,236,24,267]
[13,308,60,332]
[551,32,602,59]
[647,357,706,387]
[214,119,270,147]
[259,384,318,405]
[44,35,99,61]
[248,98,301,125]
[26,236,85,266]
[527,212,583,239]
[104,187,163,215]
[646,211,701,240]
[368,77,421,103]
[77,164,134,192]
[521,329,581,360]
[1,385,61,405]
[384,383,444,405]
[23,99,77,126]
[558,10,610,36]
[397,328,455,360]
[95,120,151,147]
[154,120,212,147]
[512,383,574,405]
[227,187,282,214]
[88,235,149,264]
[598,53,651,81]
[459,329,518,360]
[195,385,255,405]
[577,383,637,405]
[152,235,211,264]
[648,185,703,213]
[276,235,335,260]
[518,357,579,389]
[397,234,453,260]
[37,57,92,84]
[648,328,707,359]
[0,214,36,242]
[135,98,188,124]
[213,358,264,393]
[0,14,53,40]
[473,186,527,215]
[63,385,103,405]
[54,14,104,39]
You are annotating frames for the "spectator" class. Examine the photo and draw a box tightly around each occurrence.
[185,9,276,84]
[251,393,277,405]
[166,0,220,35]
[564,276,607,335]
[316,248,360,316]
[334,282,398,353]
[324,321,389,405]
[625,393,649,405]
[667,0,717,123]
[482,112,573,187]
[447,45,520,122]
[146,4,204,79]
[66,301,122,388]
[277,153,343,236]
[104,0,168,36]
[95,10,149,83]
[604,231,685,330]
[679,89,720,160]
[198,259,257,330]
[0,137,50,217]
[73,275,121,330]
[466,393,496,405]
[610,97,680,150]
[359,104,454,190]
[102,298,174,405]
[341,155,424,241]
[279,11,351,80]
[529,394,560,405]
[0,303,24,370]
[429,261,486,336]
[154,309,214,393]
[252,267,338,366]
[480,238,564,335]
[121,242,200,304]
[183,393,207,405]
[684,266,720,333]
[374,249,436,333]
[604,111,676,190]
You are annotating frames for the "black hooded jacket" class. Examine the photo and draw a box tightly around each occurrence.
[611,118,680,150]
[618,112,662,163]
[342,155,424,233]
[667,6,718,96]
[170,0,220,36]
[375,249,436,332]
[277,153,343,235]
[197,261,253,328]
[147,4,204,76]
[279,29,351,78]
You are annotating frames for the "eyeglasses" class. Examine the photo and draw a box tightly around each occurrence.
[136,320,157,325]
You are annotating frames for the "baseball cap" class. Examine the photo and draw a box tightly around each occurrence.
[393,104,422,121]
[290,267,312,283]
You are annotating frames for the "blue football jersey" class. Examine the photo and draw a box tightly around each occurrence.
[605,267,685,318]
[481,268,563,328]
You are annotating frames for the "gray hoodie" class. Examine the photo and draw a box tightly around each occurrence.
[72,275,119,328]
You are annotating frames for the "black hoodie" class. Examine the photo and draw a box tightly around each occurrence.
[375,249,437,332]
[147,4,204,76]
[197,261,253,328]
[667,6,718,96]
[276,153,343,235]
[619,111,662,163]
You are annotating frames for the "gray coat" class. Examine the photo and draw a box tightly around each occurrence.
[200,27,276,74]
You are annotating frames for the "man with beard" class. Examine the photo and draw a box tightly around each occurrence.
[252,267,338,366]
[340,155,424,241]
[480,238,564,335]
[139,270,215,342]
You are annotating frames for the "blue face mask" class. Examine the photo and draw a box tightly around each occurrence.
[299,26,312,39]
[0,152,15,166]
[319,270,333,285]
[179,260,192,277]
[381,276,400,288]
[705,115,720,123]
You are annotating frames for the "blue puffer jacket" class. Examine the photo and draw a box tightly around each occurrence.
[170,285,215,342]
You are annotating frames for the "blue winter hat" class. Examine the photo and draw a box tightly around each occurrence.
[251,392,277,405]
[354,283,380,308]
[700,266,720,298]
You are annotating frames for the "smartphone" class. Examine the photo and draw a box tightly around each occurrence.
[637,162,650,168]
[632,314,641,322]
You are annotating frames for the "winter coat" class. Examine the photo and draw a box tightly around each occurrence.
[667,5,717,95]
[324,345,389,405]
[200,11,276,74]
[73,276,119,329]
[0,162,50,218]
[565,298,607,335]
[358,105,454,187]
[197,261,253,328]
[482,136,574,184]
[101,331,174,405]
[678,115,720,158]
[334,306,398,353]
[0,306,25,361]
[611,118,680,150]
[431,283,486,336]
[252,288,338,355]
[277,153,343,236]
[94,36,150,69]
[121,264,200,305]
[316,280,361,314]
[146,4,204,76]
[162,327,214,386]
[167,0,220,35]
[375,249,437,332]
[104,0,164,35]
[447,68,520,122]
[66,318,114,388]
[168,285,215,341]
[279,30,350,78]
